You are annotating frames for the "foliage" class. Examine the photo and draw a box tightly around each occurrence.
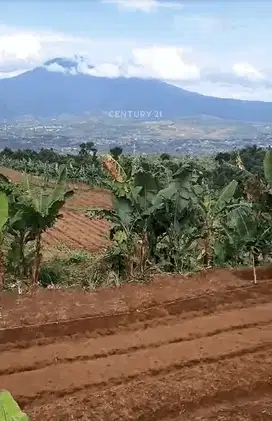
[0,390,28,421]
[0,145,108,188]
[0,192,9,286]
[192,180,238,267]
[0,144,272,289]
[87,146,272,282]
[0,165,73,287]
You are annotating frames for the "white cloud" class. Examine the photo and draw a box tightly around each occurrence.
[0,33,41,61]
[45,63,68,73]
[45,59,127,78]
[131,46,200,81]
[43,45,200,82]
[0,24,95,73]
[1,24,272,101]
[102,0,183,12]
[233,62,264,81]
[0,69,26,79]
[178,80,272,102]
[87,63,123,78]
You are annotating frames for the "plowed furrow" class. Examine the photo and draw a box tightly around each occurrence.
[59,209,104,224]
[163,395,272,421]
[46,226,103,250]
[2,281,272,347]
[43,228,83,249]
[56,211,109,237]
[1,324,272,401]
[64,190,111,209]
[24,350,272,421]
[1,302,272,375]
[55,221,108,247]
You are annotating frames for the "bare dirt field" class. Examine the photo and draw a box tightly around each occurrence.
[0,167,112,254]
[1,266,272,420]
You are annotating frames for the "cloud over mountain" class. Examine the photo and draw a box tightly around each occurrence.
[2,55,272,122]
[43,47,200,82]
[1,17,272,101]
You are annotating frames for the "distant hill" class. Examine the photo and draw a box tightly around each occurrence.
[1,57,272,122]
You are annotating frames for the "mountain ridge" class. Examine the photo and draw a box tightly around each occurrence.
[0,57,272,123]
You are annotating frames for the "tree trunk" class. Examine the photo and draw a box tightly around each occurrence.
[19,232,26,278]
[0,249,5,288]
[203,235,213,267]
[32,231,42,286]
[252,253,257,284]
[139,233,149,275]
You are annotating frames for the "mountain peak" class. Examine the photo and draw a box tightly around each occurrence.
[42,56,94,75]
[44,57,80,69]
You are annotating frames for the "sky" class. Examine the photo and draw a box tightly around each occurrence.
[1,0,272,101]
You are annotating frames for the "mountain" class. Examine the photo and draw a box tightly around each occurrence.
[1,57,272,122]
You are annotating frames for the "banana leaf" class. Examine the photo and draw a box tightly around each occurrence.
[0,390,28,421]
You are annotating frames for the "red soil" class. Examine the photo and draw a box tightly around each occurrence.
[1,266,272,420]
[42,211,110,252]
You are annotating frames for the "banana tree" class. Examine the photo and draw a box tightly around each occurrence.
[88,163,158,276]
[88,196,140,277]
[7,165,73,285]
[215,149,272,281]
[226,205,272,283]
[193,180,238,267]
[0,192,8,287]
[88,162,196,276]
[263,149,272,206]
[231,148,272,206]
[264,148,272,185]
[87,171,160,277]
[147,165,197,261]
[105,161,179,273]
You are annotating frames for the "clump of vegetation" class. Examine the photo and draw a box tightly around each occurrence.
[0,144,272,291]
[0,165,74,289]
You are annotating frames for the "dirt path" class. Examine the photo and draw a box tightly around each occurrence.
[1,267,272,419]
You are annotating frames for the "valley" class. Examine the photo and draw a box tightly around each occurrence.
[1,115,272,155]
